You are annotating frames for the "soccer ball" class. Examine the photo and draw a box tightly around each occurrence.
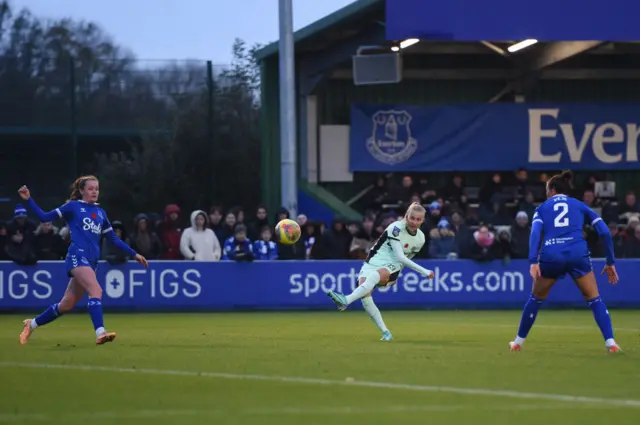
[275,218,301,245]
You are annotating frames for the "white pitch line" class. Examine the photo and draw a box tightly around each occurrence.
[0,403,620,422]
[421,322,640,333]
[1,362,639,408]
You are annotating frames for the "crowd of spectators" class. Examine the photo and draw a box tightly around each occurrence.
[1,169,639,264]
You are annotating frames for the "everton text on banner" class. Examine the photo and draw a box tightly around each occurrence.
[349,103,640,172]
[1,260,639,311]
[385,0,640,41]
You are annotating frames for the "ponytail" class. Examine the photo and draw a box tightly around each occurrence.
[67,175,98,202]
[405,201,426,217]
[547,170,573,195]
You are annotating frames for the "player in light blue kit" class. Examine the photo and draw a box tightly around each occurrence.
[327,203,434,341]
[509,171,621,353]
[18,176,148,345]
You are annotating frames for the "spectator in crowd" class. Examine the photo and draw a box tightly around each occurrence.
[444,174,464,206]
[418,176,438,205]
[207,206,225,243]
[321,217,352,259]
[479,173,503,210]
[247,205,270,241]
[428,219,458,259]
[129,214,163,260]
[7,204,37,243]
[517,190,536,221]
[479,194,512,226]
[158,204,183,260]
[180,210,222,261]
[618,190,640,223]
[448,211,470,256]
[623,215,639,239]
[33,222,65,260]
[366,175,389,210]
[0,222,9,260]
[147,213,162,233]
[509,211,530,259]
[302,221,317,259]
[513,168,530,203]
[253,225,278,260]
[496,228,513,262]
[297,214,308,228]
[468,224,500,262]
[230,206,245,227]
[422,201,442,233]
[582,188,599,208]
[4,226,37,265]
[623,225,640,258]
[223,224,253,261]
[386,175,415,207]
[221,211,238,241]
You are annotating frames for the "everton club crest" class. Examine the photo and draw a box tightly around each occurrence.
[366,110,418,165]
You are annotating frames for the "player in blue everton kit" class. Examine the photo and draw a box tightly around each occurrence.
[17,176,148,345]
[509,171,621,353]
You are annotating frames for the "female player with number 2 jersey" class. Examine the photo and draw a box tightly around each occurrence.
[509,171,621,353]
[327,202,434,341]
[17,176,148,345]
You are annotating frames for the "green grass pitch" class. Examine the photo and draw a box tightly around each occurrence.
[0,310,639,425]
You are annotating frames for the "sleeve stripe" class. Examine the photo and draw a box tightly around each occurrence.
[591,217,603,226]
[55,208,62,218]
[532,219,543,225]
[388,236,400,241]
[102,227,113,234]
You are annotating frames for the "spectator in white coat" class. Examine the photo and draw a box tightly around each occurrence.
[180,210,221,261]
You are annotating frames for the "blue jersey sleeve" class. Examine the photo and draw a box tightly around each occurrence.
[581,202,615,265]
[27,198,72,222]
[528,208,544,264]
[102,210,137,258]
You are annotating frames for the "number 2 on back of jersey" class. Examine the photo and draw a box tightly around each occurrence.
[553,202,569,227]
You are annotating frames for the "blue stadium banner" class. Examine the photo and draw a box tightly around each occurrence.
[349,103,640,172]
[1,259,639,311]
[385,0,640,41]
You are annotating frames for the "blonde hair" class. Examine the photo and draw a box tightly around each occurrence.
[68,175,99,202]
[405,202,426,218]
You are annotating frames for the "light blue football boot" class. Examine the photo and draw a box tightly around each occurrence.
[327,291,348,311]
[380,330,393,341]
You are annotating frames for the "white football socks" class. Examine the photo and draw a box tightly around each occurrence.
[30,319,38,329]
[361,297,388,333]
[345,272,381,304]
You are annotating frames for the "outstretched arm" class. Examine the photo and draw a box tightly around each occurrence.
[390,239,433,277]
[103,228,137,258]
[26,198,64,222]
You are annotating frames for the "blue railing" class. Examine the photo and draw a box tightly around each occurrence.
[0,259,638,311]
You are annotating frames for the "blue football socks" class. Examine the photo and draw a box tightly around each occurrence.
[516,294,544,340]
[588,296,614,341]
[87,298,105,336]
[32,303,61,328]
